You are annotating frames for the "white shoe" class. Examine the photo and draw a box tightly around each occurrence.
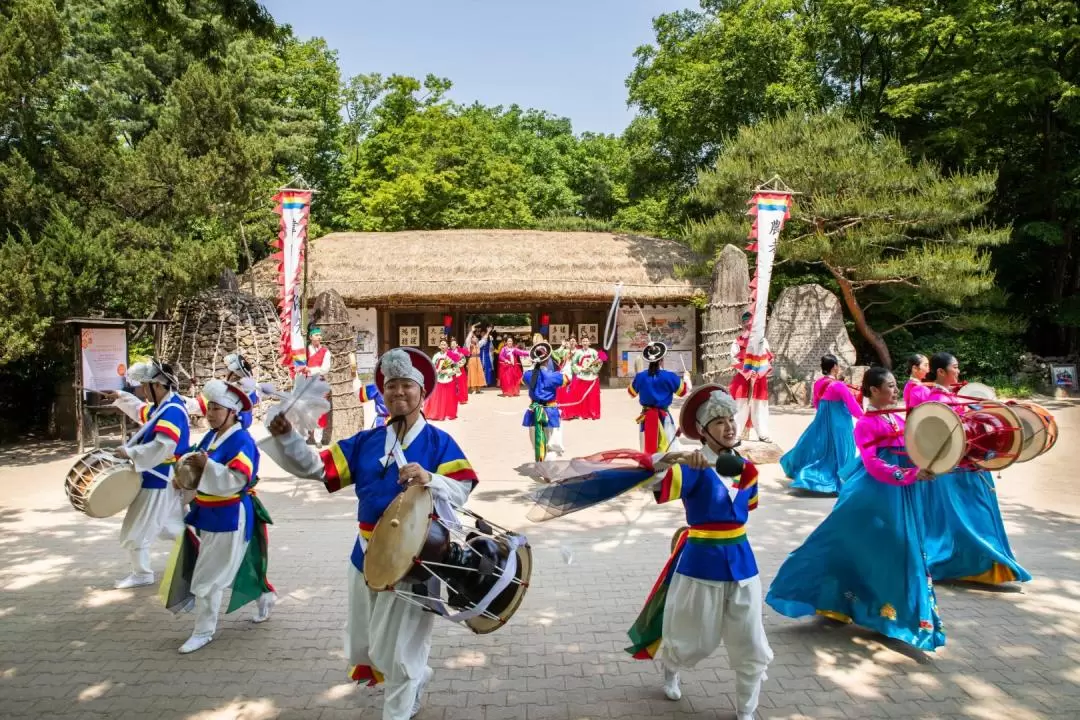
[252,593,276,623]
[179,634,214,654]
[663,668,681,701]
[410,667,434,717]
[114,572,154,589]
[737,714,755,720]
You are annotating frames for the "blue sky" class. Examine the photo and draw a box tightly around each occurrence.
[260,1,697,135]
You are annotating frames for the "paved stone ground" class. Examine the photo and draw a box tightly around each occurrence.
[2,389,1080,720]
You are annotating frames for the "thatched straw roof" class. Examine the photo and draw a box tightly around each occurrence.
[248,230,708,306]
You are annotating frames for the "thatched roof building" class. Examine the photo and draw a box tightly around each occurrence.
[248,230,707,380]
[250,229,708,307]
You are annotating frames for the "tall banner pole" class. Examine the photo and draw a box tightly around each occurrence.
[743,190,793,375]
[271,188,313,376]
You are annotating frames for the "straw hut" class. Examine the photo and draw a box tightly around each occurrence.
[249,229,709,383]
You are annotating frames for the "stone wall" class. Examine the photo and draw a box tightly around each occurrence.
[766,284,857,405]
[161,289,290,420]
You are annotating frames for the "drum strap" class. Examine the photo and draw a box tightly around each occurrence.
[426,533,528,624]
[125,397,176,448]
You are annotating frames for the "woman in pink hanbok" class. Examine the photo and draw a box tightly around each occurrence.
[498,338,528,397]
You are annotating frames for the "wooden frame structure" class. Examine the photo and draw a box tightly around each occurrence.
[61,317,172,453]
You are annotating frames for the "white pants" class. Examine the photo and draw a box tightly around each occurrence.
[347,564,434,720]
[119,486,186,573]
[189,511,249,639]
[734,398,771,441]
[657,574,773,715]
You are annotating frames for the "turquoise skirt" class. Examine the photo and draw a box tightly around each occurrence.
[780,399,857,494]
[916,469,1031,584]
[767,449,946,651]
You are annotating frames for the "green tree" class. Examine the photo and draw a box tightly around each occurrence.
[626,0,826,191]
[688,112,1013,367]
[0,0,343,386]
[811,0,1080,354]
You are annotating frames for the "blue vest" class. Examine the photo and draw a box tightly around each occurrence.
[184,426,259,540]
[136,393,191,489]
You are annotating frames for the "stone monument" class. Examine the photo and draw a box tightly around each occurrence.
[310,289,362,443]
[700,244,751,385]
[766,283,858,405]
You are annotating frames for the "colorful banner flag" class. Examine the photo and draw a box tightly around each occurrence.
[743,192,792,374]
[271,190,312,372]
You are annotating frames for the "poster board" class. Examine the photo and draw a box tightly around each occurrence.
[80,327,128,397]
[577,323,599,343]
[352,308,378,377]
[615,305,696,378]
[399,326,420,347]
[426,326,445,348]
[550,324,570,345]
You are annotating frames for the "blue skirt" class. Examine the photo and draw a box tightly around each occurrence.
[916,469,1031,584]
[766,449,946,651]
[780,400,857,494]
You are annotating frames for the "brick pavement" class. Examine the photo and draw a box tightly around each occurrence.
[1,389,1079,720]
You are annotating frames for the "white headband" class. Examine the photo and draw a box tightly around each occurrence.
[202,379,243,412]
[380,349,424,388]
[696,390,738,430]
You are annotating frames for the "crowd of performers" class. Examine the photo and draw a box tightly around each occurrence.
[84,318,1034,720]
[769,350,1030,652]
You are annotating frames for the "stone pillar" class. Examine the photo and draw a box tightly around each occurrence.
[311,289,362,443]
[700,245,751,385]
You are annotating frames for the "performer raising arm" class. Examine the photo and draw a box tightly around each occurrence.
[628,341,690,454]
[263,348,478,720]
[105,361,190,589]
[626,385,771,720]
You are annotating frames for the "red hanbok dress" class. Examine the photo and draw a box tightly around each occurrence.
[423,352,459,420]
[498,344,527,397]
[562,348,602,420]
[448,347,468,404]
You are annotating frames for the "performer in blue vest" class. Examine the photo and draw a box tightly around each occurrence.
[359,382,390,428]
[628,341,690,454]
[174,379,275,654]
[108,360,191,589]
[181,352,262,430]
[522,341,570,462]
[264,348,478,720]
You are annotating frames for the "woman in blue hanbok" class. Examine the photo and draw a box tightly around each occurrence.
[767,367,946,652]
[780,354,863,494]
[909,352,1031,585]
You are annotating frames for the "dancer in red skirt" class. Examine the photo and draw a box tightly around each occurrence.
[563,335,603,420]
[498,338,527,397]
[424,340,459,420]
[728,312,772,442]
[447,337,468,405]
